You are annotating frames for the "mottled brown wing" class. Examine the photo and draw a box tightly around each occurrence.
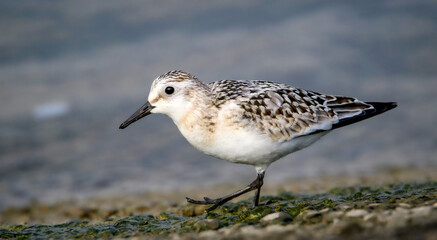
[210,79,396,142]
[238,85,344,142]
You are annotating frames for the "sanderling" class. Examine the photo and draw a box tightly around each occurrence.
[120,70,397,212]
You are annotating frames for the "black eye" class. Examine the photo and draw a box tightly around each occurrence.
[165,86,174,95]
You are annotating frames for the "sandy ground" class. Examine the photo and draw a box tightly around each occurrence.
[0,167,436,240]
[1,167,435,225]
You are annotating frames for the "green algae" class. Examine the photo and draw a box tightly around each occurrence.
[1,181,435,239]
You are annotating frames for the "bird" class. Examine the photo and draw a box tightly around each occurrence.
[119,70,397,212]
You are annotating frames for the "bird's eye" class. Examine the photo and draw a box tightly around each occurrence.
[165,86,174,95]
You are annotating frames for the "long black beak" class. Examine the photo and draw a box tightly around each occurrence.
[119,101,154,129]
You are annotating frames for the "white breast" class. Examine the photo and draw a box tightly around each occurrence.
[174,101,330,171]
[204,126,329,169]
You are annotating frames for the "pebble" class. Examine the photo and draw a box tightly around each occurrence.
[261,212,293,223]
[175,207,195,217]
[386,208,410,228]
[367,203,382,209]
[265,224,295,233]
[240,225,262,235]
[194,205,207,215]
[394,207,410,214]
[198,230,220,239]
[193,219,220,231]
[325,211,344,221]
[363,213,378,222]
[218,226,234,236]
[397,203,411,209]
[302,210,321,219]
[346,209,368,218]
[332,220,364,235]
[338,204,352,211]
[411,206,432,217]
[318,208,331,214]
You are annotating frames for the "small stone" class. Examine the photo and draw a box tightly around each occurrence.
[303,210,321,219]
[193,219,220,232]
[265,224,286,233]
[218,226,234,236]
[363,213,378,222]
[411,206,432,217]
[319,208,331,214]
[194,205,207,215]
[368,203,381,208]
[397,203,411,209]
[325,211,344,221]
[174,207,195,217]
[386,207,411,228]
[395,207,410,213]
[240,225,262,235]
[338,204,352,211]
[261,212,293,223]
[333,220,364,235]
[264,224,298,237]
[198,230,219,239]
[367,203,385,210]
[296,210,325,224]
[346,209,368,218]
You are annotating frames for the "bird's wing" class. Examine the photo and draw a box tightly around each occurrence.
[209,80,395,142]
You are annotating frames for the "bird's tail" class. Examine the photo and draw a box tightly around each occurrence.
[331,101,397,130]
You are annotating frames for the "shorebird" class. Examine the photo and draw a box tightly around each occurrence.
[120,70,397,212]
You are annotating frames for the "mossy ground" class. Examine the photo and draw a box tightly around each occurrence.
[1,181,436,240]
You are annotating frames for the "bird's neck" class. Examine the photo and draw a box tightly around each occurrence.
[172,88,217,147]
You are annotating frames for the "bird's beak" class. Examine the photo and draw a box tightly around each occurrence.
[119,101,154,129]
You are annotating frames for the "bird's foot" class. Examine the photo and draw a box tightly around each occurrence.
[185,172,266,213]
[186,196,221,205]
[186,197,226,212]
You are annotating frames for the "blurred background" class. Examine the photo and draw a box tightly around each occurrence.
[1,0,436,210]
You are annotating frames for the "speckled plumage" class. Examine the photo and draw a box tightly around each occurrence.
[123,70,396,170]
[120,70,397,212]
[155,71,380,142]
[209,79,373,142]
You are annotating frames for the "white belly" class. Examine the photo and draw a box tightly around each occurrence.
[180,121,329,170]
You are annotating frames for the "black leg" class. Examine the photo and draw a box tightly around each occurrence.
[253,172,264,206]
[186,171,265,212]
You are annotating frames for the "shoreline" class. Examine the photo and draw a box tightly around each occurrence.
[1,167,436,225]
[1,167,436,239]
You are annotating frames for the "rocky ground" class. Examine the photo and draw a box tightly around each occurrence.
[0,168,436,240]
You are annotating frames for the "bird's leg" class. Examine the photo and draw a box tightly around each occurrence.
[253,172,264,207]
[186,171,265,212]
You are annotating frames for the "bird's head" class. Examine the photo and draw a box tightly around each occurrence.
[119,70,207,129]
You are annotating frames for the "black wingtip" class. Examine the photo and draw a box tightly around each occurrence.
[329,101,397,131]
[366,101,398,114]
